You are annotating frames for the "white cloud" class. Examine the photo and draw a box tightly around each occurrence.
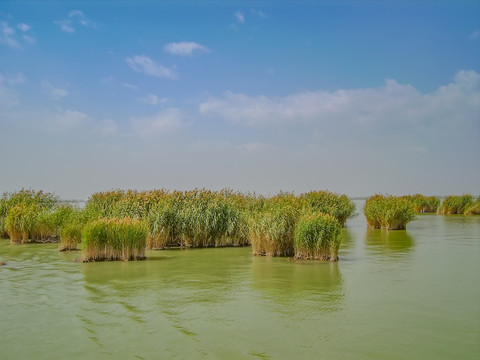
[49,109,117,135]
[17,23,30,32]
[55,19,75,33]
[234,11,245,24]
[250,9,266,18]
[126,55,176,79]
[22,35,35,44]
[3,72,25,85]
[41,80,69,101]
[163,41,210,56]
[131,108,184,137]
[56,10,96,33]
[199,70,480,128]
[122,82,138,91]
[1,21,21,48]
[68,10,85,18]
[138,94,169,105]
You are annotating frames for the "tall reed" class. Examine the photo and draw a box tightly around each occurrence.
[82,218,147,261]
[364,195,415,230]
[5,204,37,243]
[300,191,356,226]
[402,194,440,213]
[438,195,474,215]
[249,194,300,256]
[0,189,59,240]
[465,197,480,215]
[294,212,341,261]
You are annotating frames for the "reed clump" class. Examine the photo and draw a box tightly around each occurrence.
[438,195,474,215]
[364,195,415,230]
[294,212,341,261]
[58,208,85,251]
[402,194,440,213]
[5,204,37,243]
[248,193,300,256]
[300,190,356,226]
[82,217,147,261]
[0,189,59,241]
[147,189,251,249]
[465,197,480,216]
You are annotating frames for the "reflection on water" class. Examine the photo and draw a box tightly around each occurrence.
[365,229,415,259]
[339,227,354,250]
[250,256,344,315]
[1,212,479,360]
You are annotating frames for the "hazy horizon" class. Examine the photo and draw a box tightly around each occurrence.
[1,1,479,200]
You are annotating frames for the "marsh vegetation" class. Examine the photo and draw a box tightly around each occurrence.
[1,189,478,262]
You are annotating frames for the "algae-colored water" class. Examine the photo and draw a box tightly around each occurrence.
[1,205,479,359]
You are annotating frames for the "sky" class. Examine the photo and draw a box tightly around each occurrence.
[0,0,479,200]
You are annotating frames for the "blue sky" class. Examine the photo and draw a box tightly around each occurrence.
[1,0,479,199]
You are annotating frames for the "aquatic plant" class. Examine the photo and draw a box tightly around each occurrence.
[82,217,148,261]
[5,204,38,243]
[249,195,300,256]
[300,190,356,226]
[58,208,85,251]
[438,195,474,215]
[364,195,415,230]
[147,192,185,248]
[402,194,440,213]
[294,212,341,261]
[465,196,480,215]
[59,222,83,251]
[147,189,251,249]
[0,189,59,239]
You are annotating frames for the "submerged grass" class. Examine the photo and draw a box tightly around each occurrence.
[82,217,148,261]
[364,195,415,230]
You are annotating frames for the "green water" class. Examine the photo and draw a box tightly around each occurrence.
[1,208,479,359]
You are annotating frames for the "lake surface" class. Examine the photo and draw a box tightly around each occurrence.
[1,203,479,359]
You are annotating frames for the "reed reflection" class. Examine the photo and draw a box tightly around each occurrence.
[250,256,344,316]
[365,229,415,259]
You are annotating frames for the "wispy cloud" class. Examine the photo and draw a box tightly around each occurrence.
[0,72,25,108]
[1,20,35,46]
[122,82,138,91]
[138,94,169,105]
[1,21,21,48]
[234,11,245,24]
[250,9,266,18]
[55,10,96,33]
[470,29,480,39]
[163,41,210,56]
[50,109,117,135]
[17,23,30,32]
[55,19,75,33]
[41,80,68,101]
[126,55,176,79]
[69,10,96,28]
[131,108,184,137]
[22,35,35,44]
